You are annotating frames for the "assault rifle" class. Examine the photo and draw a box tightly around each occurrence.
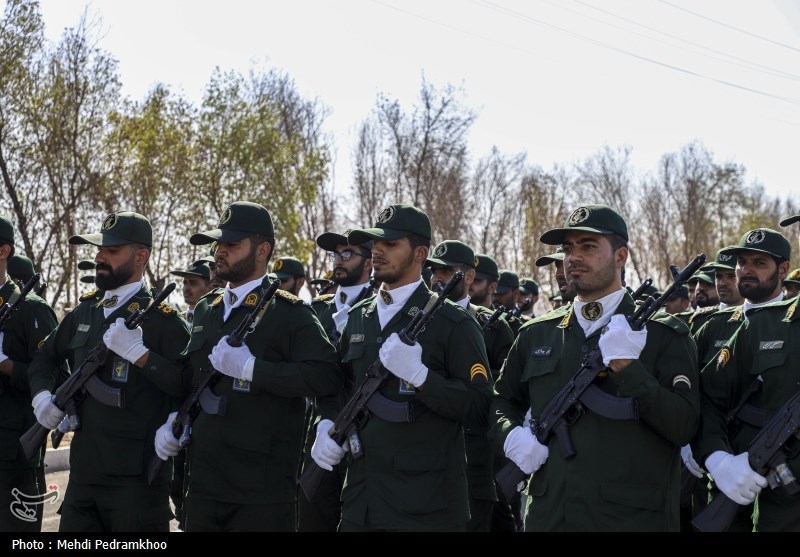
[146,279,282,484]
[19,283,177,460]
[298,271,464,501]
[692,389,800,532]
[482,305,506,332]
[0,273,40,331]
[506,298,532,319]
[495,256,705,503]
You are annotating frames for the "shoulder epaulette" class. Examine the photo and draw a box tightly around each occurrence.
[79,289,99,301]
[313,293,335,302]
[649,311,691,334]
[275,289,303,305]
[157,301,177,316]
[688,305,717,323]
[199,288,223,302]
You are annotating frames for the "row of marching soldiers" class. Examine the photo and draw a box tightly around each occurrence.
[2,200,799,532]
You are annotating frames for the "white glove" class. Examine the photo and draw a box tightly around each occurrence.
[0,331,7,364]
[209,336,255,382]
[681,444,705,478]
[310,419,349,471]
[378,332,429,388]
[332,306,350,334]
[599,314,647,366]
[103,318,148,364]
[503,425,549,475]
[154,412,181,461]
[32,391,65,430]
[705,451,767,505]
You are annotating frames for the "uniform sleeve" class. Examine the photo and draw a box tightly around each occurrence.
[488,333,529,455]
[415,314,493,426]
[8,301,59,393]
[609,323,700,446]
[692,325,751,465]
[27,308,77,396]
[137,313,192,397]
[250,306,343,398]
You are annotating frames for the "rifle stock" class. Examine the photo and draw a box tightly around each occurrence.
[19,282,177,461]
[496,257,705,503]
[146,279,281,484]
[298,272,464,501]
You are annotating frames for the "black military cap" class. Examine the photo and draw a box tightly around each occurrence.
[171,260,211,281]
[701,248,737,272]
[541,204,628,245]
[317,229,373,252]
[474,254,499,281]
[193,255,216,268]
[667,284,689,300]
[272,256,305,279]
[8,254,34,283]
[77,259,96,271]
[426,240,476,268]
[535,246,565,267]
[348,204,431,245]
[784,268,800,286]
[422,266,432,285]
[0,215,14,253]
[691,270,715,286]
[720,228,791,262]
[519,278,540,296]
[191,202,274,245]
[780,212,800,227]
[70,212,153,248]
[495,270,520,294]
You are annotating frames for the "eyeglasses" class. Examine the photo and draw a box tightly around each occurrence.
[327,250,369,262]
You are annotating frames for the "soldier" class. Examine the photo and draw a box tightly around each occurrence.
[469,254,501,309]
[426,239,515,532]
[691,228,792,532]
[28,211,190,532]
[494,270,528,335]
[518,278,539,318]
[170,260,213,328]
[783,268,800,299]
[535,246,576,306]
[153,201,342,532]
[664,285,691,316]
[312,204,492,531]
[297,229,373,532]
[272,256,306,297]
[0,218,59,532]
[490,204,699,531]
[688,271,719,334]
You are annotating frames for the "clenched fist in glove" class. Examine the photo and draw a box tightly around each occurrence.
[209,336,255,382]
[378,332,428,388]
[503,425,549,475]
[32,391,65,430]
[681,444,706,478]
[705,450,767,505]
[103,318,148,364]
[154,412,181,461]
[598,314,647,367]
[311,419,349,471]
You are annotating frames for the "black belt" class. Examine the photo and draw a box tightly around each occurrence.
[366,392,429,423]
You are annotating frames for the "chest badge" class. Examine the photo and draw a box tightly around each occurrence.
[232,378,251,392]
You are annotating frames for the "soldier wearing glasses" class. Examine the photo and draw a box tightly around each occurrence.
[297,230,373,531]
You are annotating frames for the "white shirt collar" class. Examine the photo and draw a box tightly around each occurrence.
[454,296,470,309]
[335,282,371,311]
[573,288,626,337]
[101,279,145,319]
[377,278,423,330]
[743,293,784,316]
[223,273,268,321]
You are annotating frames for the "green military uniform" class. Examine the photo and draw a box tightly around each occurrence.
[318,205,493,531]
[496,270,529,335]
[490,205,700,531]
[0,276,59,531]
[182,202,342,532]
[694,298,800,531]
[28,211,190,532]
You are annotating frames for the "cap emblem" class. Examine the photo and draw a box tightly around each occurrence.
[745,229,766,245]
[719,254,733,262]
[433,243,447,258]
[568,207,591,226]
[102,214,117,230]
[273,259,284,271]
[219,208,232,226]
[376,206,395,224]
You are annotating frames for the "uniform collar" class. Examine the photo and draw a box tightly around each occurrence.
[100,279,145,318]
[335,282,371,311]
[743,293,784,316]
[223,273,268,321]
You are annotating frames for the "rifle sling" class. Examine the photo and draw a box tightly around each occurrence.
[366,392,429,423]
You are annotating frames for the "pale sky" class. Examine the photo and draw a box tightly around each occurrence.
[33,0,800,202]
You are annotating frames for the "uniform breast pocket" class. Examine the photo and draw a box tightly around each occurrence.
[342,341,366,364]
[752,350,795,406]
